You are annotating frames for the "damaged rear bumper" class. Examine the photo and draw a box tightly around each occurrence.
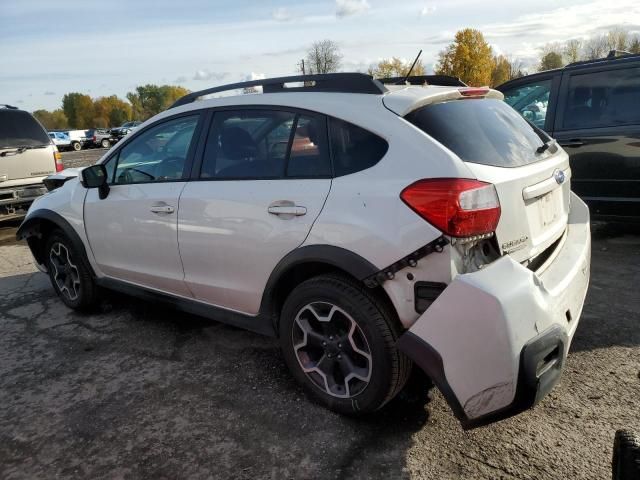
[398,192,591,429]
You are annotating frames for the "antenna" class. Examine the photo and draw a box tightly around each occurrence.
[400,50,423,85]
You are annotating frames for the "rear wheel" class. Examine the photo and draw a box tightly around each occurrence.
[44,230,97,310]
[101,138,110,148]
[72,141,81,151]
[612,429,640,480]
[280,274,410,414]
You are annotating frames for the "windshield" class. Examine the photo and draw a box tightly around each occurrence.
[405,98,549,167]
[0,110,51,149]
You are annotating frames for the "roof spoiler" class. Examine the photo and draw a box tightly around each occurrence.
[378,75,467,87]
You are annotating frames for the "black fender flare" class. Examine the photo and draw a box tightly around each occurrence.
[259,244,380,317]
[16,209,94,275]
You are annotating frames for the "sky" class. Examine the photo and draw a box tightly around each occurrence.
[1,0,639,112]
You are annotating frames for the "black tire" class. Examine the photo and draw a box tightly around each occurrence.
[612,429,640,480]
[72,141,81,151]
[279,274,411,415]
[44,230,97,310]
[101,138,110,148]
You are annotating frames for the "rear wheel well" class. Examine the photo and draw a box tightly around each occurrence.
[267,262,399,333]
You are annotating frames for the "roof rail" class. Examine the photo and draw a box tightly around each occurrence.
[567,50,640,67]
[170,73,387,109]
[378,75,467,87]
[0,104,18,110]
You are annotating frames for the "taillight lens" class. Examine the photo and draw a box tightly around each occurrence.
[54,149,64,172]
[400,179,501,237]
[459,87,490,97]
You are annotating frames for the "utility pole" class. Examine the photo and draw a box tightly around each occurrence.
[301,59,306,75]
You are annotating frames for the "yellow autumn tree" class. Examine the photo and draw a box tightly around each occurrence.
[435,29,494,86]
[368,57,426,78]
[490,55,512,87]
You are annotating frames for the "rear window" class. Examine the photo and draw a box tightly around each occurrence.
[0,110,50,149]
[405,98,548,167]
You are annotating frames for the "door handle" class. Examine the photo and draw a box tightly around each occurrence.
[150,203,175,214]
[268,200,306,217]
[559,139,585,148]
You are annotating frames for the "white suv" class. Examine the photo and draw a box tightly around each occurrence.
[1,105,64,219]
[17,74,591,429]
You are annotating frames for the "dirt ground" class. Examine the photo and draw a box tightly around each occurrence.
[0,204,639,479]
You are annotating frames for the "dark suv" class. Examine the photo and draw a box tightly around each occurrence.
[497,51,640,222]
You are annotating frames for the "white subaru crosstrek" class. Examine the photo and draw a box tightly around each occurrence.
[17,74,591,429]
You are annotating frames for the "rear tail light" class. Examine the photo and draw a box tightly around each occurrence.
[53,149,64,172]
[400,179,501,237]
[459,87,490,97]
[93,135,97,141]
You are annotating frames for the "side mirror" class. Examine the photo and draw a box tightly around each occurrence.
[81,164,110,200]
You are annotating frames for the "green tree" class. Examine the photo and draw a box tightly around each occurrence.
[92,95,132,127]
[629,36,640,54]
[62,93,94,128]
[538,51,564,72]
[490,55,511,87]
[435,29,494,86]
[126,84,189,120]
[368,57,425,78]
[32,109,68,130]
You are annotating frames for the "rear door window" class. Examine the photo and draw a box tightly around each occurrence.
[0,110,50,149]
[561,67,640,129]
[200,109,331,180]
[405,98,548,167]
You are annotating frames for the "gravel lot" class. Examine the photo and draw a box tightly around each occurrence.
[0,156,639,478]
[59,148,107,170]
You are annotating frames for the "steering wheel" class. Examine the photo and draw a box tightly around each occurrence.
[155,156,185,180]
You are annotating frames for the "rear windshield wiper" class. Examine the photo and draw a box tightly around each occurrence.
[536,139,555,154]
[0,144,49,157]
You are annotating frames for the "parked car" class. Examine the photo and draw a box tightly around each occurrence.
[65,129,91,151]
[17,73,591,429]
[86,128,115,148]
[48,131,72,151]
[0,105,63,218]
[497,51,640,222]
[110,121,142,142]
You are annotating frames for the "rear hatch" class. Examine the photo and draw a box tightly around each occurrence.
[0,110,57,186]
[403,94,570,264]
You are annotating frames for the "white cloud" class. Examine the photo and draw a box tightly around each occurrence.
[336,0,370,18]
[272,7,292,22]
[421,5,436,16]
[193,70,228,81]
[241,72,266,93]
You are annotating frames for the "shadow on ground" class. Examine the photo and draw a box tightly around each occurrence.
[571,222,640,352]
[0,273,431,479]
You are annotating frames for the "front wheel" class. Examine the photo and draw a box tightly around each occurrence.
[72,141,81,151]
[101,138,110,148]
[44,230,97,310]
[280,274,411,414]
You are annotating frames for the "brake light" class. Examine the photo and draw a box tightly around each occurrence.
[93,135,97,141]
[53,149,64,172]
[400,179,501,237]
[459,87,490,97]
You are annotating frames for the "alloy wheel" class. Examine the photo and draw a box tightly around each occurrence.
[49,242,81,301]
[292,302,372,398]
